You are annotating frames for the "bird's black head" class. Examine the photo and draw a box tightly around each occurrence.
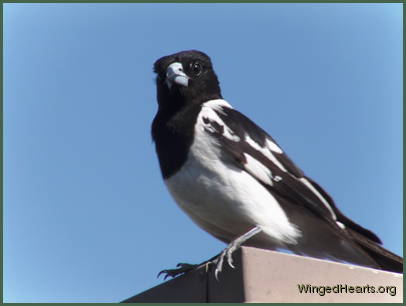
[153,50,222,112]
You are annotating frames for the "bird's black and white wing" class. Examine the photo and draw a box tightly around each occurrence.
[199,99,381,244]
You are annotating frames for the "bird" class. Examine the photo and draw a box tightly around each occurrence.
[151,50,403,278]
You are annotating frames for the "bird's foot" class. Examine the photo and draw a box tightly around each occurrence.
[158,227,262,281]
[213,240,239,280]
[157,263,197,280]
[213,226,262,280]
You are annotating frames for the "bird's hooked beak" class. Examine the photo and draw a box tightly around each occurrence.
[165,62,189,89]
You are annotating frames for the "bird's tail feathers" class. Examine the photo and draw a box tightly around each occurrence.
[347,228,403,273]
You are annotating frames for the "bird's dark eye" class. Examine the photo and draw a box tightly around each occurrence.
[190,62,203,76]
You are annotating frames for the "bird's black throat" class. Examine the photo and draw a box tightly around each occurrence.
[152,90,222,179]
[152,101,202,179]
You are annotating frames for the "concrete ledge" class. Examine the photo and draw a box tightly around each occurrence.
[122,246,403,303]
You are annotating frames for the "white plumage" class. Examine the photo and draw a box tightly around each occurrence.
[165,99,302,246]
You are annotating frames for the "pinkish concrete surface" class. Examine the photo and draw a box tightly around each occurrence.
[123,246,403,303]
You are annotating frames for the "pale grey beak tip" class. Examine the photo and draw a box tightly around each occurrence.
[166,62,189,89]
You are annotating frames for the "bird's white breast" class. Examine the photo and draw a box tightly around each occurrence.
[164,99,301,246]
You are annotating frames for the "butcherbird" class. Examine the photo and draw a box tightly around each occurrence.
[151,50,403,279]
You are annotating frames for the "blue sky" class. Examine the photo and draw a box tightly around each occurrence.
[4,3,402,303]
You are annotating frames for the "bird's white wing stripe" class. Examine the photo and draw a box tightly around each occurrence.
[266,138,283,154]
[245,135,287,172]
[244,153,274,186]
[299,177,337,220]
[336,221,346,229]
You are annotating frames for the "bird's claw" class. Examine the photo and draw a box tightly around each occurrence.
[213,245,237,280]
[157,263,197,280]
